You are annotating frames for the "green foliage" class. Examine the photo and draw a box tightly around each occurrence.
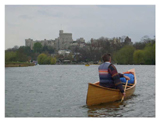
[133,42,146,50]
[44,56,51,64]
[66,53,73,61]
[133,50,145,64]
[5,51,17,62]
[113,42,155,65]
[113,45,135,64]
[16,46,28,62]
[37,53,47,64]
[33,42,43,53]
[5,46,31,63]
[143,43,155,64]
[51,57,57,64]
[42,46,54,53]
[37,53,56,64]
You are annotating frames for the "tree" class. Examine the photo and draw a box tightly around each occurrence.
[48,46,54,54]
[133,42,146,50]
[113,45,135,64]
[5,51,17,62]
[16,46,28,62]
[133,50,145,64]
[33,42,43,53]
[50,57,56,64]
[143,43,155,64]
[120,36,127,43]
[43,56,51,64]
[141,35,151,43]
[37,53,57,64]
[37,53,47,64]
[42,45,48,52]
[12,45,19,51]
[66,53,73,61]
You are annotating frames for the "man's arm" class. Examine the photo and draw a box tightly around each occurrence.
[119,73,130,80]
[108,64,124,93]
[119,73,124,77]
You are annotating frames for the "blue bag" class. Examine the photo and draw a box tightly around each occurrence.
[120,74,134,84]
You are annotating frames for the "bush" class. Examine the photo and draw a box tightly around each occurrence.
[37,53,56,64]
[51,57,56,64]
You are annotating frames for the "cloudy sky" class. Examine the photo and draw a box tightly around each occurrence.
[5,5,155,49]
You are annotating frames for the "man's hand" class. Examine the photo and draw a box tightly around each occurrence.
[122,92,126,97]
[124,75,130,80]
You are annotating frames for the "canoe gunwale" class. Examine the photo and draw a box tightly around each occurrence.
[88,83,120,91]
[88,81,135,92]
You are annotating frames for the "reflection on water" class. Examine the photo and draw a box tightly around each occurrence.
[86,94,140,117]
[87,102,122,117]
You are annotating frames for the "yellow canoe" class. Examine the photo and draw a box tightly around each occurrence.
[86,68,137,106]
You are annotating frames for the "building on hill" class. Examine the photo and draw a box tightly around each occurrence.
[58,50,71,56]
[25,38,55,50]
[57,30,73,50]
[124,36,133,45]
[70,38,85,48]
[25,30,75,51]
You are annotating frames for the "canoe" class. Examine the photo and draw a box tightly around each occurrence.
[86,68,137,106]
[85,64,90,66]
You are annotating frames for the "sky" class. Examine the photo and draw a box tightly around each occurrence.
[5,5,155,49]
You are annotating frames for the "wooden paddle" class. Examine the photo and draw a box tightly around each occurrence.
[120,80,128,102]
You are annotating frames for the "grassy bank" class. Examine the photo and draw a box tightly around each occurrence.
[5,62,35,67]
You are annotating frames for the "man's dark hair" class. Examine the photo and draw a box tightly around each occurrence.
[102,53,111,62]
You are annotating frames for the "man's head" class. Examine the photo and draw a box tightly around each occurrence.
[102,53,111,62]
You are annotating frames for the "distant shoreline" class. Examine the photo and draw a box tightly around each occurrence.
[5,62,35,67]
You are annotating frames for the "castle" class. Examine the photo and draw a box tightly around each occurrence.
[25,30,85,51]
[25,30,132,52]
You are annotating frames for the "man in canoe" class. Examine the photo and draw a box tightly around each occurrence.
[98,53,130,97]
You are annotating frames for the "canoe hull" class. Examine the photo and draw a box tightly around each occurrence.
[86,68,136,106]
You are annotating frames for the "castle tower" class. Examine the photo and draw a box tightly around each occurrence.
[58,30,73,50]
[25,38,33,49]
[59,30,63,35]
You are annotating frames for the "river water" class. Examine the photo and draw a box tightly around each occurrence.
[5,65,155,117]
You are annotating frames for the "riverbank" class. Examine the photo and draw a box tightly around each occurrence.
[5,62,35,67]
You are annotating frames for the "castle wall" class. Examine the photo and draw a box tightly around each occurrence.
[25,30,81,51]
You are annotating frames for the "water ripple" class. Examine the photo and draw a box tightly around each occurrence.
[5,65,155,117]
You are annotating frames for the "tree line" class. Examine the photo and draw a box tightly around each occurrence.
[5,43,57,65]
[68,36,155,65]
[113,43,155,65]
[5,36,155,65]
